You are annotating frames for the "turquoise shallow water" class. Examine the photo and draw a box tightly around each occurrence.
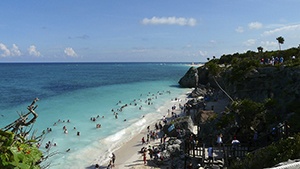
[0,62,193,168]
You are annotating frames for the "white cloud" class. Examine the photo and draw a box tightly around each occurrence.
[262,24,300,36]
[235,26,244,33]
[248,22,263,29]
[11,44,21,56]
[243,39,256,46]
[0,43,22,57]
[28,45,41,57]
[260,41,277,50]
[0,43,11,57]
[142,17,197,27]
[64,47,77,57]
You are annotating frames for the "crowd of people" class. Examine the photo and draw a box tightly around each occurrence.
[131,98,186,168]
[38,90,174,154]
[98,93,187,168]
[260,56,284,65]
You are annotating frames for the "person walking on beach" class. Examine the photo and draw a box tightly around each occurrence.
[107,160,112,169]
[142,151,147,165]
[111,153,116,167]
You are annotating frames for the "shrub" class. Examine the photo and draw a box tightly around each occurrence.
[0,130,43,169]
[230,133,300,169]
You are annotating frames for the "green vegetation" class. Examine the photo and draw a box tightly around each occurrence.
[0,130,43,169]
[206,46,300,87]
[276,36,285,51]
[216,99,277,136]
[217,46,300,66]
[205,60,222,76]
[232,99,266,133]
[202,44,300,168]
[0,99,44,169]
[228,58,260,82]
[205,45,300,134]
[230,133,300,169]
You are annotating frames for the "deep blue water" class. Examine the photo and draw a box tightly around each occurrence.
[0,62,189,110]
[0,62,196,168]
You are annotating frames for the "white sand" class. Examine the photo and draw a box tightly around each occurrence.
[99,91,229,169]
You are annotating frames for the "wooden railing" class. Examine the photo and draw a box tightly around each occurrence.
[186,142,250,167]
[185,121,292,167]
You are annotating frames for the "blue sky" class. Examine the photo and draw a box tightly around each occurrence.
[0,0,299,62]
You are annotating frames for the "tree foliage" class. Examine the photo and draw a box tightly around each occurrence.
[276,36,285,51]
[218,45,300,66]
[231,99,266,134]
[0,99,44,169]
[202,43,300,168]
[205,60,221,76]
[216,98,281,142]
[0,130,43,169]
[228,58,260,82]
[230,133,300,169]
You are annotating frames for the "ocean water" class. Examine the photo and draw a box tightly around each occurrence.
[0,62,194,168]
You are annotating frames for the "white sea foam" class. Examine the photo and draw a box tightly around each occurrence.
[0,63,193,169]
[47,88,192,169]
[33,84,191,169]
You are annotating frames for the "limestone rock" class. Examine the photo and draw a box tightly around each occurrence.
[178,67,199,88]
[179,65,300,113]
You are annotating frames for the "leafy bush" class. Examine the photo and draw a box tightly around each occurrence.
[0,130,43,169]
[218,46,300,66]
[231,99,266,133]
[230,133,300,169]
[229,58,260,82]
[205,61,222,76]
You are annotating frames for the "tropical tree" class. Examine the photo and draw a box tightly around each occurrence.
[257,46,263,53]
[231,99,266,134]
[276,36,285,51]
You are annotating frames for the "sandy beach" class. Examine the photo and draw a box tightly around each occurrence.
[93,90,190,169]
[113,100,188,169]
[94,89,229,169]
[113,128,161,169]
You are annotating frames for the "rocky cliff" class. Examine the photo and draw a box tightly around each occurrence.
[179,64,300,114]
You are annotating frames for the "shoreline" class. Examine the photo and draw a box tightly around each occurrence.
[98,89,230,169]
[0,63,193,169]
[112,107,185,168]
[40,87,193,169]
[94,89,193,169]
[185,63,204,67]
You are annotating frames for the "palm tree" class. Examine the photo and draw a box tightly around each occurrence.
[276,36,285,51]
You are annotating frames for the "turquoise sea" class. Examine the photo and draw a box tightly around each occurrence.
[0,62,194,168]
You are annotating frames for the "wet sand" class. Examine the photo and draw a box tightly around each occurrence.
[98,92,229,169]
